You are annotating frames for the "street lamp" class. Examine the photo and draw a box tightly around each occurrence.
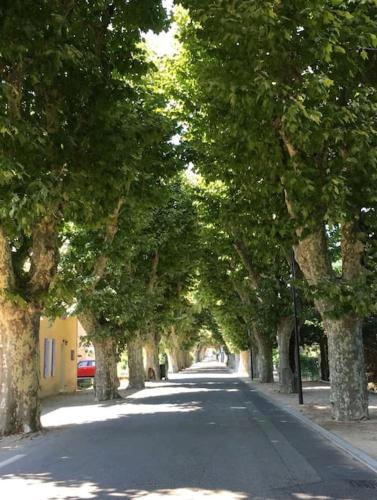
[290,249,304,405]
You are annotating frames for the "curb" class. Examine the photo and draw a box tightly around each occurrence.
[239,376,377,475]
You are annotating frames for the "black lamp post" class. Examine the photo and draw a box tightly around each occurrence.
[290,249,304,405]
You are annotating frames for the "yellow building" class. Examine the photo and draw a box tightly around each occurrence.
[39,317,78,398]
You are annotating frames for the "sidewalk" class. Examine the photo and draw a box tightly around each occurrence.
[250,380,377,461]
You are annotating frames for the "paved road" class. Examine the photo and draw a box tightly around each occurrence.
[0,362,376,499]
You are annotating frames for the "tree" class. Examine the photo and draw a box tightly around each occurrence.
[0,0,167,434]
[146,177,201,374]
[175,1,377,420]
[194,179,298,385]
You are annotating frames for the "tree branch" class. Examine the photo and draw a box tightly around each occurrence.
[92,196,126,287]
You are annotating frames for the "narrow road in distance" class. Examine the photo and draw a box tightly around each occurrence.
[0,361,376,499]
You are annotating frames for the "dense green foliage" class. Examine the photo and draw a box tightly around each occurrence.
[0,0,168,308]
[2,0,377,432]
[175,0,377,316]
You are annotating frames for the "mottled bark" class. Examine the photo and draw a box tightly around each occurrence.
[127,335,145,390]
[143,253,160,381]
[167,348,180,374]
[167,326,180,374]
[254,329,274,383]
[238,350,251,378]
[324,316,368,420]
[178,350,188,370]
[292,224,368,420]
[0,304,41,435]
[93,337,120,401]
[277,316,295,393]
[281,131,369,419]
[251,343,260,379]
[0,221,58,435]
[184,351,192,368]
[78,313,120,401]
[144,332,160,381]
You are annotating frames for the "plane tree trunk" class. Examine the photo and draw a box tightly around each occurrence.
[144,331,160,381]
[167,326,180,374]
[238,350,251,378]
[178,350,188,370]
[167,348,180,374]
[292,222,368,420]
[251,342,259,379]
[277,316,295,393]
[0,304,41,435]
[281,126,369,420]
[93,337,120,401]
[79,313,121,401]
[128,334,145,390]
[324,316,367,420]
[0,219,58,436]
[254,327,274,383]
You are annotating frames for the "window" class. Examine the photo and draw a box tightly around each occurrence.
[43,338,56,378]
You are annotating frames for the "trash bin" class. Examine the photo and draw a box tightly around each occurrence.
[159,363,168,380]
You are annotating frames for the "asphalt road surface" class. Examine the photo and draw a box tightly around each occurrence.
[0,362,376,499]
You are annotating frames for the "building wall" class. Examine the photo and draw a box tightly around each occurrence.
[39,317,78,398]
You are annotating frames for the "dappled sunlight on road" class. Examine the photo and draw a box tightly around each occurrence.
[122,487,248,499]
[42,400,201,428]
[292,495,333,499]
[0,475,98,499]
[128,386,239,400]
[0,475,248,500]
[2,362,375,500]
[41,363,238,429]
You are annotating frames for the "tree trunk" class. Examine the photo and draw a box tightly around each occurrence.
[178,350,187,370]
[0,219,59,435]
[93,337,120,401]
[185,351,192,368]
[0,304,41,435]
[199,346,207,361]
[254,329,274,383]
[79,313,120,401]
[324,316,368,421]
[167,326,180,373]
[0,224,54,435]
[238,350,251,378]
[167,348,180,374]
[282,127,369,420]
[127,335,145,390]
[251,343,260,379]
[319,335,330,382]
[144,332,160,381]
[194,348,200,363]
[290,224,368,420]
[277,316,295,393]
